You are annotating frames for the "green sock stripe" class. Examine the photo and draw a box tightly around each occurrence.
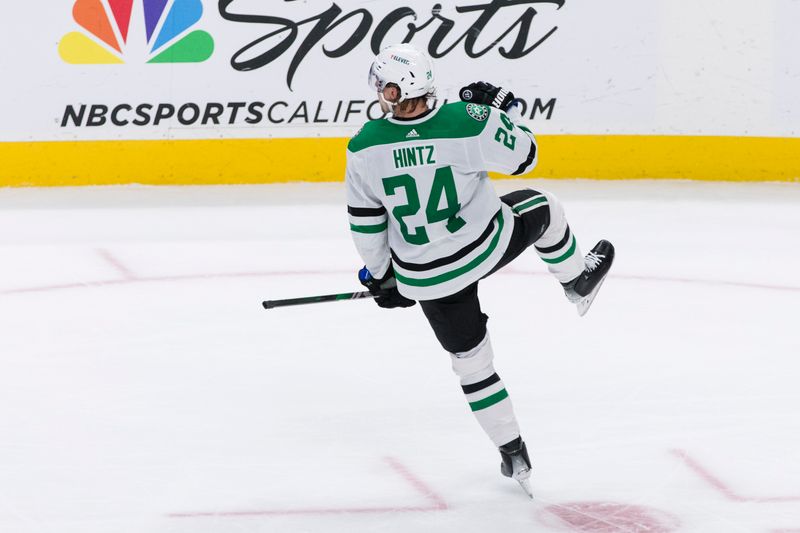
[541,235,577,264]
[512,196,547,214]
[469,388,509,411]
[350,221,388,234]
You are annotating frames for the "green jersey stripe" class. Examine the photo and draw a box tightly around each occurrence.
[541,235,577,264]
[512,196,547,214]
[511,194,544,210]
[391,211,497,272]
[350,221,388,234]
[516,201,548,216]
[394,210,505,287]
[469,388,509,411]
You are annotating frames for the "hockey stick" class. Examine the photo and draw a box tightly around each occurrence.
[262,291,374,309]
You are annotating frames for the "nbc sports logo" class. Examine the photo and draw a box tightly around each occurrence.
[59,0,214,64]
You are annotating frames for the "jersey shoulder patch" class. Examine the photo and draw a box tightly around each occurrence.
[465,102,489,121]
[440,102,492,124]
[436,101,493,132]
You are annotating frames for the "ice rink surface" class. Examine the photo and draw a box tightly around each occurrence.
[0,179,798,533]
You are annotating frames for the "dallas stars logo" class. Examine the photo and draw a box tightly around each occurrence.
[466,103,489,122]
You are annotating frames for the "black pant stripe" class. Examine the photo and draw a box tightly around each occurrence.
[348,205,387,217]
[535,226,571,254]
[461,373,501,394]
[391,209,500,272]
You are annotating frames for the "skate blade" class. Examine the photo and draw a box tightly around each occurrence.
[516,477,534,499]
[576,276,607,317]
[512,466,533,499]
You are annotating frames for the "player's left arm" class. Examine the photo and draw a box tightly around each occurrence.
[478,107,538,176]
[461,81,538,176]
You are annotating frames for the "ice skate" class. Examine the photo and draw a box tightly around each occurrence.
[499,437,533,499]
[562,240,615,316]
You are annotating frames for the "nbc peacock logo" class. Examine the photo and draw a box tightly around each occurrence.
[59,0,214,64]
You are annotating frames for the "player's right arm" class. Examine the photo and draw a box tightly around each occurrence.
[476,107,538,176]
[345,150,392,279]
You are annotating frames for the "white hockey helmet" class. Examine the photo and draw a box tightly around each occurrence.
[368,43,436,102]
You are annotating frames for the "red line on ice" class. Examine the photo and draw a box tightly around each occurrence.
[0,270,335,295]
[168,505,442,518]
[167,457,447,519]
[383,456,448,510]
[96,248,136,280]
[671,449,800,503]
[2,269,799,296]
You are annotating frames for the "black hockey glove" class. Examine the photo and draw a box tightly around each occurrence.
[459,81,516,112]
[358,266,416,309]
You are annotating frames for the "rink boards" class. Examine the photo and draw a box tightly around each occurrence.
[2,0,799,186]
[3,135,799,186]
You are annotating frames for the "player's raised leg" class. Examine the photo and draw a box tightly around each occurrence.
[500,189,615,315]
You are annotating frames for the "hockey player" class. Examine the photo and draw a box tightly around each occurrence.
[345,43,614,497]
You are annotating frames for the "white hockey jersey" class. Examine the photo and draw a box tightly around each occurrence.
[346,101,538,301]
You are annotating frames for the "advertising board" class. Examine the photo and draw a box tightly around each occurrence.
[1,0,798,184]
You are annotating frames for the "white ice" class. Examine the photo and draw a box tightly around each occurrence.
[0,179,798,533]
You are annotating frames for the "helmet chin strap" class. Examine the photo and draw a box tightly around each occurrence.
[425,94,438,110]
[378,90,437,116]
[378,91,399,115]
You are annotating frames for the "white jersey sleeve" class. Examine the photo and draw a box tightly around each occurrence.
[475,108,538,177]
[345,149,392,279]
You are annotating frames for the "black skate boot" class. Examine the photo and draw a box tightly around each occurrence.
[499,436,533,498]
[562,239,615,316]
